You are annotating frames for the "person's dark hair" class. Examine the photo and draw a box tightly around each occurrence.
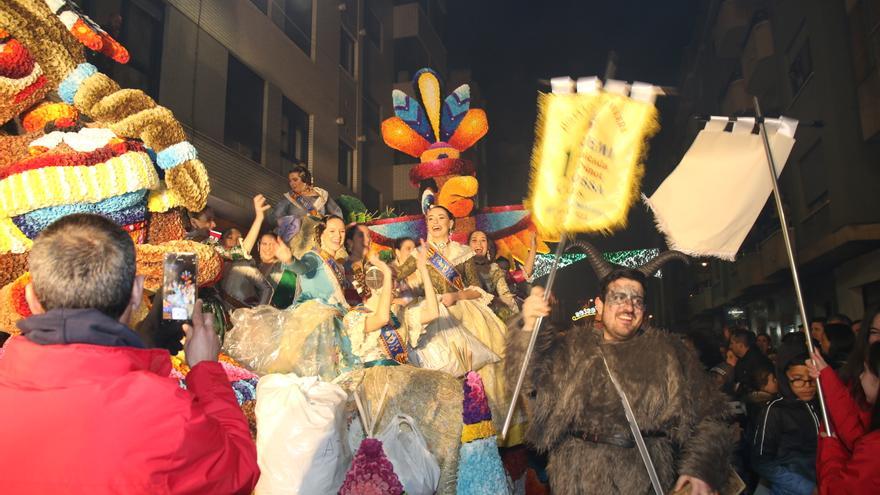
[841,306,880,403]
[220,228,241,244]
[828,313,853,327]
[344,223,360,249]
[393,237,415,251]
[314,215,344,247]
[757,331,771,341]
[749,363,775,392]
[426,204,454,223]
[289,165,312,185]
[810,317,826,326]
[185,207,214,232]
[731,328,757,349]
[29,214,136,318]
[824,323,856,369]
[596,268,647,302]
[260,232,280,242]
[784,352,811,373]
[869,343,880,431]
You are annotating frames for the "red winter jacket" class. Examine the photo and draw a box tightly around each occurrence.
[820,366,872,450]
[817,432,880,494]
[0,336,259,494]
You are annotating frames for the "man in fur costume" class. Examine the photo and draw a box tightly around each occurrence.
[506,241,734,494]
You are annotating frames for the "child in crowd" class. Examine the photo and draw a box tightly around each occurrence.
[751,336,819,495]
[746,363,780,422]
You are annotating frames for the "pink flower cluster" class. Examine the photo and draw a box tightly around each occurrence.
[220,360,258,382]
[462,370,491,424]
[339,438,404,495]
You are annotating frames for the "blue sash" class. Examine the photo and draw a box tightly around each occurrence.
[426,245,465,290]
[379,314,409,365]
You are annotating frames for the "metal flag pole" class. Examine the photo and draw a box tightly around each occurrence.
[753,96,832,434]
[502,234,569,439]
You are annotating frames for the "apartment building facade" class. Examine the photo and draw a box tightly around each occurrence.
[80,0,453,226]
[659,0,880,338]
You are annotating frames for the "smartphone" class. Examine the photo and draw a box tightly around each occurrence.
[162,252,197,321]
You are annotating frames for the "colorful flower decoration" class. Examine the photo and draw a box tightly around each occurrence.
[456,370,508,495]
[366,68,549,264]
[45,0,129,63]
[339,438,405,495]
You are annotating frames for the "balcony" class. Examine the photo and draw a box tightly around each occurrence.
[741,20,777,96]
[721,78,752,116]
[713,0,752,58]
[393,2,447,77]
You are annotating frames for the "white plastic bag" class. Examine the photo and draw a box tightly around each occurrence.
[376,414,441,495]
[254,374,352,495]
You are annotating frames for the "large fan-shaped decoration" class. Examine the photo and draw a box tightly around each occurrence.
[367,68,549,263]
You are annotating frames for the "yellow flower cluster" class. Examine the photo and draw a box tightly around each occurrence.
[460,420,495,443]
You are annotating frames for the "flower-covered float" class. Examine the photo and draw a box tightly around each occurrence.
[0,0,220,335]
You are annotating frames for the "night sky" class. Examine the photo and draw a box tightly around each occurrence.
[444,0,703,309]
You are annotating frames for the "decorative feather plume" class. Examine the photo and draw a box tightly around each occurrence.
[441,84,470,141]
[392,89,433,143]
[415,68,442,142]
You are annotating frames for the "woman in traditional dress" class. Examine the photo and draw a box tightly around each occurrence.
[342,223,374,307]
[465,230,520,323]
[273,165,343,238]
[396,205,526,445]
[223,215,357,379]
[338,241,464,494]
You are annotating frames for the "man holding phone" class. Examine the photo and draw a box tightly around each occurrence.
[0,214,259,494]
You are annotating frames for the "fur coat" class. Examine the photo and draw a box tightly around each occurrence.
[506,322,733,494]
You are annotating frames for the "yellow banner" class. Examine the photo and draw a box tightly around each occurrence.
[528,90,658,236]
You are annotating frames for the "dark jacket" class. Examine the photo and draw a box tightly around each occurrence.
[750,338,819,494]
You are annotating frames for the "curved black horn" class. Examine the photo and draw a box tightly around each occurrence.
[637,250,690,277]
[565,240,614,280]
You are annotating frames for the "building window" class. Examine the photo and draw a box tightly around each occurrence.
[340,29,356,75]
[80,0,164,98]
[365,7,382,49]
[271,0,312,55]
[362,96,380,137]
[338,140,354,187]
[788,40,813,97]
[224,55,264,163]
[340,0,357,32]
[249,0,268,14]
[281,96,310,164]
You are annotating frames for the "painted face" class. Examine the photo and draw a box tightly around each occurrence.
[288,172,308,194]
[222,229,241,249]
[786,365,817,402]
[395,239,415,264]
[320,217,345,253]
[869,314,880,345]
[469,231,489,257]
[756,335,771,354]
[259,234,277,263]
[425,207,453,241]
[595,278,646,342]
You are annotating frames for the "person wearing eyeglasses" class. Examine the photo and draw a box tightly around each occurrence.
[750,335,820,495]
[508,243,733,495]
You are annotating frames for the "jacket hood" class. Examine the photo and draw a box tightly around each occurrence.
[17,309,145,349]
[776,334,811,400]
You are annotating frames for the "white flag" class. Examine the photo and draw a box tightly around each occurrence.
[644,116,798,260]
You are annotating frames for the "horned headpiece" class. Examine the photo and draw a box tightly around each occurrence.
[566,240,690,280]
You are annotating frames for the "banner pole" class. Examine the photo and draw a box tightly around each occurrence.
[501,234,569,439]
[753,97,832,434]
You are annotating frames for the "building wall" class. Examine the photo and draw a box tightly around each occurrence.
[669,0,880,332]
[84,0,399,226]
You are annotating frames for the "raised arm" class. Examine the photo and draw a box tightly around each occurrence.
[274,238,321,276]
[362,256,394,332]
[241,194,270,255]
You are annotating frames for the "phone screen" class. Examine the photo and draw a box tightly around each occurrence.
[162,252,197,321]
